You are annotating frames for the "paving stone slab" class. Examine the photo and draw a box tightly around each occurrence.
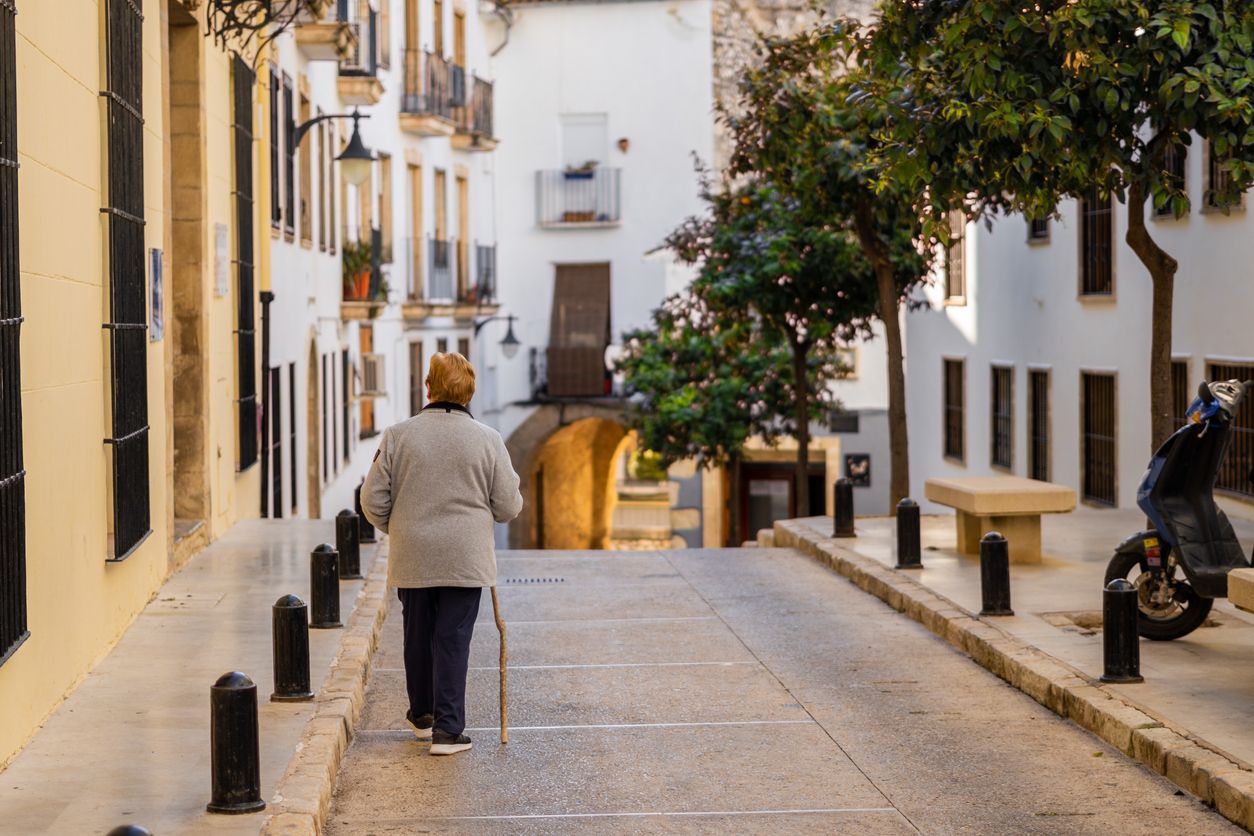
[328,723,890,823]
[358,663,808,731]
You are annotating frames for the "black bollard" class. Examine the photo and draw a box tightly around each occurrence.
[271,594,314,702]
[895,498,922,568]
[310,544,342,629]
[1100,579,1144,683]
[206,672,266,814]
[978,531,1014,616]
[355,480,376,543]
[336,509,363,580]
[105,827,152,836]
[833,478,856,538]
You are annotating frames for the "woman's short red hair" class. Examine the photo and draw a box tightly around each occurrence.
[426,352,476,405]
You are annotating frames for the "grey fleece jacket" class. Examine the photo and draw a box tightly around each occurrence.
[360,405,523,588]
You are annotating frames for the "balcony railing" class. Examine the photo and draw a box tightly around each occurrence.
[536,168,621,227]
[402,49,452,118]
[450,64,467,109]
[474,243,497,303]
[457,77,494,139]
[531,345,612,399]
[337,3,377,76]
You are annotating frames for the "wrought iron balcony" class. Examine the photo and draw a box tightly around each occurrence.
[453,77,495,151]
[474,243,497,304]
[530,345,613,400]
[536,168,622,228]
[336,0,382,104]
[400,49,454,135]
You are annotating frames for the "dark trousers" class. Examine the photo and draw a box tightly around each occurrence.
[398,586,482,736]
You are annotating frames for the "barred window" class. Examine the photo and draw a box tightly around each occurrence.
[103,0,152,560]
[269,367,282,516]
[1028,370,1050,482]
[341,349,350,463]
[1027,217,1050,242]
[1208,361,1254,498]
[1,0,30,661]
[233,56,258,470]
[1082,372,1117,505]
[1080,188,1113,295]
[269,68,280,229]
[282,73,295,238]
[943,359,965,462]
[289,362,297,514]
[944,211,965,301]
[991,365,1013,470]
[1156,144,1187,218]
[1172,359,1190,428]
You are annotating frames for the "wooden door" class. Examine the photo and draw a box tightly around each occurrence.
[456,175,469,297]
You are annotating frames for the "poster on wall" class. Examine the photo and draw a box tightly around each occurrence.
[845,453,871,488]
[214,222,229,297]
[149,248,163,342]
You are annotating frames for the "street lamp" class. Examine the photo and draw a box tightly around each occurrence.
[474,314,521,360]
[291,108,374,186]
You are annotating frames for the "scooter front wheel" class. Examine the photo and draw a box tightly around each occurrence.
[1104,551,1213,641]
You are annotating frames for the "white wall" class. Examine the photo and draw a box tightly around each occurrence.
[907,139,1254,512]
[487,0,715,440]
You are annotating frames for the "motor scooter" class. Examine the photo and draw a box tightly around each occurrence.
[1106,379,1254,640]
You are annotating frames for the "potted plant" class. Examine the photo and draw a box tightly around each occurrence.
[341,240,373,301]
[563,159,598,180]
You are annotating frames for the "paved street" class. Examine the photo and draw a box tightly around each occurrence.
[327,548,1233,834]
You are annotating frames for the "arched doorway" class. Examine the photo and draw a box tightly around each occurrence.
[506,404,631,550]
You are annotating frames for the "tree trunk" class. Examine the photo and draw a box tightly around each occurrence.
[727,454,742,547]
[852,196,910,512]
[791,339,811,520]
[1126,180,1179,450]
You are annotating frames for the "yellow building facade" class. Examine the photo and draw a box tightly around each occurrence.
[0,0,263,766]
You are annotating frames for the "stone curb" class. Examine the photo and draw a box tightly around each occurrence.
[260,541,391,836]
[773,519,1254,832]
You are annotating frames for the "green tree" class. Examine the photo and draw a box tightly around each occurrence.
[870,0,1254,448]
[666,177,878,517]
[724,19,933,509]
[617,290,840,543]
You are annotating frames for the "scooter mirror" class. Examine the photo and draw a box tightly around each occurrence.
[1199,381,1216,404]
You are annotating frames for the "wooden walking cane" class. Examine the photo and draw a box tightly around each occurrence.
[490,586,508,744]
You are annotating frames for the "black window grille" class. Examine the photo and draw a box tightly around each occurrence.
[943,359,965,462]
[991,366,1013,469]
[945,211,965,300]
[289,362,297,514]
[1028,370,1050,482]
[103,0,151,560]
[341,349,350,463]
[1157,144,1187,217]
[1,0,29,662]
[328,355,333,483]
[282,73,294,237]
[233,56,257,470]
[269,68,280,229]
[1027,217,1050,242]
[1080,188,1113,295]
[1206,142,1236,211]
[1208,362,1254,498]
[1172,360,1190,427]
[1082,372,1117,505]
[269,367,282,517]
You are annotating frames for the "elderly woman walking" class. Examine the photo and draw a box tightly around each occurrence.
[360,352,523,756]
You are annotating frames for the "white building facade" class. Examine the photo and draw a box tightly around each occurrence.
[906,139,1254,513]
[262,0,503,521]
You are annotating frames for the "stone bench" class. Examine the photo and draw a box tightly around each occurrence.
[1228,568,1254,613]
[924,476,1077,564]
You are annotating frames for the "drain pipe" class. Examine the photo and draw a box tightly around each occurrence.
[489,1,514,57]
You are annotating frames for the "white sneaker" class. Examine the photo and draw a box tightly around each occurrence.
[406,711,434,741]
[430,730,473,755]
